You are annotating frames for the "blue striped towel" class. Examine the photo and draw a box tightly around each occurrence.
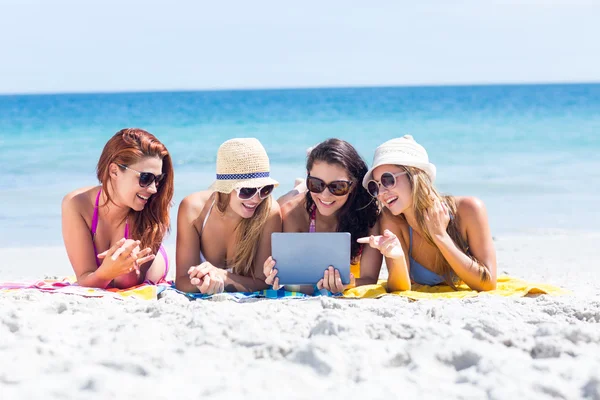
[169,284,337,301]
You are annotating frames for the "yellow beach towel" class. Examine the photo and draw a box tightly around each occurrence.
[343,275,570,300]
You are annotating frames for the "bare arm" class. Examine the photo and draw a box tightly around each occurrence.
[222,200,283,292]
[62,192,113,288]
[354,220,383,286]
[175,195,203,292]
[432,198,497,291]
[145,249,168,284]
[380,214,411,292]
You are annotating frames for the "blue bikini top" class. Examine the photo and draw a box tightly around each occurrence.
[408,227,445,286]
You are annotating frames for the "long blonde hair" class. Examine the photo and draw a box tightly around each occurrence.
[216,192,271,277]
[400,166,491,289]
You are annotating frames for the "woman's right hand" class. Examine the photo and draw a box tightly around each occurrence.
[263,256,281,290]
[96,239,155,280]
[357,229,405,259]
[188,262,225,294]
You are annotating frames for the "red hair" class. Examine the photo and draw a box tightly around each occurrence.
[96,128,174,253]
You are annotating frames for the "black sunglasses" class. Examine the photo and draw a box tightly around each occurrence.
[235,185,275,200]
[117,164,165,188]
[306,175,353,196]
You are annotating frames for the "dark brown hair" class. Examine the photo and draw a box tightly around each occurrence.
[305,139,378,261]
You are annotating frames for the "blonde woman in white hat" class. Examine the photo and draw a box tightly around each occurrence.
[358,135,497,292]
[175,138,282,294]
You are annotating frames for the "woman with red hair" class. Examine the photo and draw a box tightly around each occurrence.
[62,128,174,289]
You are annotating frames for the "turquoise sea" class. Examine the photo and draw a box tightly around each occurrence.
[1,84,599,247]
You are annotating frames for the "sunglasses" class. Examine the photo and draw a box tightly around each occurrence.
[306,175,353,196]
[235,185,275,200]
[117,164,165,188]
[367,171,408,197]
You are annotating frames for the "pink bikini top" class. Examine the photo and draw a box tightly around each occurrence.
[90,189,169,283]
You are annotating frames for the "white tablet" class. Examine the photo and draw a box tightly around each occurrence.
[271,232,352,285]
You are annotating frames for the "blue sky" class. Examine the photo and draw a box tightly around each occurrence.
[0,0,598,94]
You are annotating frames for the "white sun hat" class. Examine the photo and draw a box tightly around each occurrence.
[362,135,437,189]
[209,138,279,193]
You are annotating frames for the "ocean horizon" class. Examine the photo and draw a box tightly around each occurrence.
[1,82,599,247]
[1,80,599,96]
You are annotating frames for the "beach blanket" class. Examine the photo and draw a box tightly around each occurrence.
[173,286,316,301]
[0,277,168,301]
[0,277,314,301]
[0,277,312,301]
[0,275,568,301]
[171,275,568,301]
[343,275,570,300]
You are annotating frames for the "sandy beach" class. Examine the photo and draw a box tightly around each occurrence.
[2,0,600,396]
[1,231,599,399]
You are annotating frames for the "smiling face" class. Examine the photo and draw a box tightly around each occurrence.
[308,161,353,217]
[110,156,163,212]
[228,188,267,219]
[371,164,413,215]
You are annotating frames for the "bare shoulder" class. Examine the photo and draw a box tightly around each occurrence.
[268,197,282,217]
[280,193,306,219]
[62,186,98,214]
[455,196,488,220]
[281,193,309,231]
[277,178,307,206]
[380,208,409,243]
[179,190,214,217]
[380,208,408,229]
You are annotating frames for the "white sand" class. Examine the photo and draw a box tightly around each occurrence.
[1,232,600,399]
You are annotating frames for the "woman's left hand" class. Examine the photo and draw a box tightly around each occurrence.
[317,266,355,294]
[424,197,450,239]
[97,242,154,277]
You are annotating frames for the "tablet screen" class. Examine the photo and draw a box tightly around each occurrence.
[271,232,351,285]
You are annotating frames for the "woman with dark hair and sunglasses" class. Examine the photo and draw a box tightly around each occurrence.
[358,135,497,292]
[263,138,382,294]
[175,138,282,294]
[61,128,174,289]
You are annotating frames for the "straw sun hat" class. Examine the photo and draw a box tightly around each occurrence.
[362,135,437,189]
[209,138,279,193]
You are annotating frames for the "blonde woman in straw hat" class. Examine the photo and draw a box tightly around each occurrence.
[358,135,497,292]
[263,138,383,294]
[175,138,282,294]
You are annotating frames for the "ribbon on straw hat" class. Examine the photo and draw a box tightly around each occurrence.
[209,138,279,193]
[362,135,437,189]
